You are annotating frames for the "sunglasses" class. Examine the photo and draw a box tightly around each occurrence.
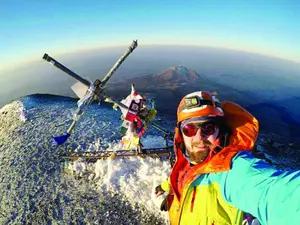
[181,121,217,137]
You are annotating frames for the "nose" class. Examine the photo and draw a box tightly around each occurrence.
[192,128,207,141]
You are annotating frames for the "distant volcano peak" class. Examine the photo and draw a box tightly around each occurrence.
[171,65,189,72]
[153,65,200,82]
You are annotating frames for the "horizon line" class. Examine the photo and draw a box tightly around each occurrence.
[1,43,300,73]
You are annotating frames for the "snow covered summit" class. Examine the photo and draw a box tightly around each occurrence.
[0,94,172,224]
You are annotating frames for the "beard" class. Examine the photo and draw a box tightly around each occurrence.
[189,149,210,164]
[188,140,212,164]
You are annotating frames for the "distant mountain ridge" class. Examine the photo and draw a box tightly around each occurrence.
[109,65,201,90]
[153,65,200,83]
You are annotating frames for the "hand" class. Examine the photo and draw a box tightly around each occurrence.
[155,185,165,198]
[160,196,168,211]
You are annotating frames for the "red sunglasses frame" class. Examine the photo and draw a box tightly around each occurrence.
[180,121,218,137]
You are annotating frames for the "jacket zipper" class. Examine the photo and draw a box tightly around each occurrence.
[178,175,200,223]
[190,186,197,212]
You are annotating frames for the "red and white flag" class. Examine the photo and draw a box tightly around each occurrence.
[120,84,144,122]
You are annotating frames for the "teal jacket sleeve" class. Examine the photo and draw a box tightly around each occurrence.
[220,151,300,225]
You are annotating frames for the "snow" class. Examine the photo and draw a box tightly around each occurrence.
[66,135,171,223]
[0,100,27,138]
[0,96,174,224]
[0,100,27,122]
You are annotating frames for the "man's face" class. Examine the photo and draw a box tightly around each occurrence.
[181,120,219,164]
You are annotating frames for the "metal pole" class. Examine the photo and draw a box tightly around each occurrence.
[42,54,91,87]
[100,40,138,87]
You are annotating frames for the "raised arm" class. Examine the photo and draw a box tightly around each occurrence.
[221,151,300,225]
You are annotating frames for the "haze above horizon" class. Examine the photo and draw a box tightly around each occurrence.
[1,0,300,70]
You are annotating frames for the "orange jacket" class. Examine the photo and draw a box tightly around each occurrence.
[163,101,259,225]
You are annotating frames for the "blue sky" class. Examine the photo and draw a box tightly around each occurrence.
[1,0,300,69]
